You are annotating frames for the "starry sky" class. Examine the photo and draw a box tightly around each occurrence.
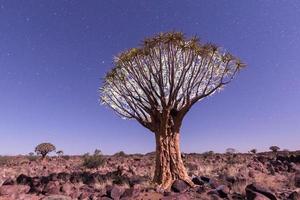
[0,1,300,155]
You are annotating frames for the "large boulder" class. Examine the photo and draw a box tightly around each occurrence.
[106,185,124,200]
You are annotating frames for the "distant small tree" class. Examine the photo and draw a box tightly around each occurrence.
[0,156,10,166]
[226,148,237,154]
[94,149,101,155]
[35,143,56,159]
[269,146,280,153]
[56,150,64,157]
[27,152,38,162]
[28,152,35,156]
[250,149,257,154]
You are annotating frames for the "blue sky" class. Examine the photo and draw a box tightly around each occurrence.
[0,1,299,155]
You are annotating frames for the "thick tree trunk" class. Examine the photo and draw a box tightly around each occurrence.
[153,130,194,190]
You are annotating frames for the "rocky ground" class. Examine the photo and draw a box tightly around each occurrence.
[0,151,300,200]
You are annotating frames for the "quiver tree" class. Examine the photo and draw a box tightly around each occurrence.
[269,146,280,153]
[35,142,56,159]
[100,32,245,189]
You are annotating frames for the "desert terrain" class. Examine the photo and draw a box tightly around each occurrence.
[0,150,299,200]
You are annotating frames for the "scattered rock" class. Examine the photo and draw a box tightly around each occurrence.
[0,185,30,195]
[245,183,277,200]
[2,178,14,185]
[209,194,222,200]
[42,195,72,200]
[43,181,61,195]
[246,190,270,200]
[161,193,190,200]
[295,171,300,187]
[60,183,73,195]
[16,174,33,185]
[200,176,210,183]
[106,185,124,199]
[121,187,140,199]
[288,191,300,200]
[195,185,205,194]
[171,180,189,193]
[192,176,205,185]
[215,185,229,198]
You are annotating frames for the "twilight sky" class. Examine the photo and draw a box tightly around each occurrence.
[0,1,299,155]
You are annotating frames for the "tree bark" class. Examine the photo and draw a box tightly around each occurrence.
[153,130,194,190]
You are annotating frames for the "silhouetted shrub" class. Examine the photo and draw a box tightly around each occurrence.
[83,149,105,169]
[113,151,127,157]
[250,149,257,154]
[35,142,56,159]
[56,150,64,157]
[226,148,237,154]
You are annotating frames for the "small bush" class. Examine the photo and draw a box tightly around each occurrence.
[62,155,70,160]
[0,156,10,166]
[250,149,257,154]
[27,152,38,162]
[83,150,105,169]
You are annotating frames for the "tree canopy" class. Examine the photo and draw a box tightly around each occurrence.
[100,32,245,132]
